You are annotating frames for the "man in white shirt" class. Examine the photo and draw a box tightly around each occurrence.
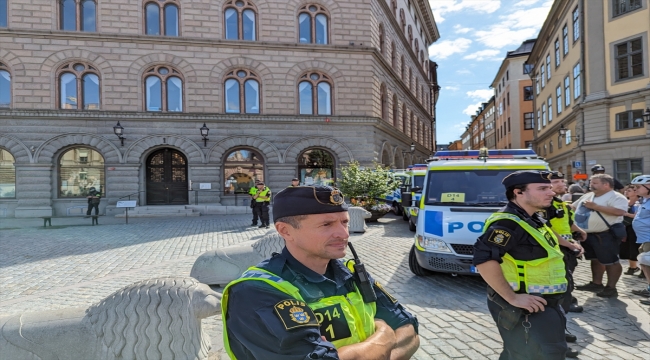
[572,174,628,297]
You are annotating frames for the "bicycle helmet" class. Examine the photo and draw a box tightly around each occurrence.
[591,164,605,172]
[631,175,650,185]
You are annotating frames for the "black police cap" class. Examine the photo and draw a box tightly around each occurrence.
[550,171,564,180]
[291,178,299,181]
[502,170,552,189]
[273,185,348,223]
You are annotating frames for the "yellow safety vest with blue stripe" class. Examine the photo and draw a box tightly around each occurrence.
[483,212,567,295]
[221,261,376,359]
[549,199,572,240]
[255,187,271,202]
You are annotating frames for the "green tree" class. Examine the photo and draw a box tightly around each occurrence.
[338,161,399,210]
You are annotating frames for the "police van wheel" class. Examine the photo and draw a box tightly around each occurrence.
[409,246,433,276]
[408,218,416,232]
[402,211,409,221]
[392,202,402,216]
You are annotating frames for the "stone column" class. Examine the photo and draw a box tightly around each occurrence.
[14,164,53,217]
[104,164,140,217]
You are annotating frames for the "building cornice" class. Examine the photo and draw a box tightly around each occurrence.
[415,0,441,44]
[528,0,574,66]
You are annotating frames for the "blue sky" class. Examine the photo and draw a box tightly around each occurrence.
[428,0,553,145]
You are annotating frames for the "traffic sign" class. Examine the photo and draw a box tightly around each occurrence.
[573,161,582,169]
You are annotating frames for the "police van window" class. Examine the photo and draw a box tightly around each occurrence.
[413,175,425,189]
[425,170,539,206]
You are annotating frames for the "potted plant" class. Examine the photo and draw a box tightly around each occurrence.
[338,161,399,222]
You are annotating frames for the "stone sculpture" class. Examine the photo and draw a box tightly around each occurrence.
[348,206,372,233]
[0,277,221,360]
[191,230,285,286]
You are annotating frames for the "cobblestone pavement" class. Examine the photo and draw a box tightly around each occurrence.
[1,213,650,359]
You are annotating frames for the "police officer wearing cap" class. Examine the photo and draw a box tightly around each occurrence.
[221,185,420,360]
[249,181,261,227]
[290,178,300,187]
[473,170,569,359]
[252,181,272,228]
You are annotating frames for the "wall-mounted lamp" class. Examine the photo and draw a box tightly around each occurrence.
[200,123,210,147]
[558,124,579,141]
[401,142,416,155]
[113,121,125,146]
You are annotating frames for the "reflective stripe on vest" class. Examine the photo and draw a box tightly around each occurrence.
[222,265,376,359]
[483,212,567,295]
[549,200,572,237]
[256,187,271,202]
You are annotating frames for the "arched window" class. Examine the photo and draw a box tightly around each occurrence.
[298,71,332,115]
[392,94,398,126]
[224,0,257,41]
[414,38,419,56]
[0,149,15,198]
[298,149,335,186]
[402,104,407,133]
[224,69,260,114]
[391,0,397,17]
[407,67,411,89]
[420,50,425,68]
[380,84,387,121]
[224,148,264,195]
[144,65,183,112]
[378,23,385,55]
[0,62,10,108]
[409,113,414,137]
[298,4,329,44]
[399,9,405,32]
[60,0,96,31]
[400,55,405,79]
[145,0,179,36]
[58,62,100,110]
[391,41,396,69]
[408,25,413,45]
[0,0,6,27]
[59,147,104,198]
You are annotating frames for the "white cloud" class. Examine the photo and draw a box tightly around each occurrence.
[514,0,541,6]
[444,85,460,91]
[453,24,473,34]
[466,89,494,100]
[453,120,469,129]
[462,101,484,116]
[430,0,502,22]
[456,69,472,75]
[463,49,502,61]
[428,38,472,59]
[474,1,553,49]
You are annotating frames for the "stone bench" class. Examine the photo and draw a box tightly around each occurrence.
[41,215,100,227]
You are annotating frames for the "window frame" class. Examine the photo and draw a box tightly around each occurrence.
[59,0,97,32]
[562,24,569,56]
[56,62,101,110]
[57,146,105,199]
[556,86,562,114]
[555,39,561,67]
[143,64,184,112]
[224,148,266,195]
[298,4,330,44]
[546,54,551,80]
[613,0,643,18]
[144,0,180,36]
[615,109,646,130]
[564,76,571,108]
[547,96,553,122]
[0,0,6,28]
[614,158,643,184]
[573,63,581,99]
[298,71,332,116]
[223,0,258,41]
[614,36,645,82]
[225,68,261,114]
[0,148,15,199]
[0,62,11,109]
[572,6,580,43]
[392,94,398,127]
[379,23,385,55]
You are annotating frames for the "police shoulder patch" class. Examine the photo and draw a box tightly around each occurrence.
[274,299,320,330]
[487,229,512,247]
[375,280,398,304]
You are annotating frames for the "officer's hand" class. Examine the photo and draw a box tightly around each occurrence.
[572,242,584,256]
[508,294,546,313]
[575,228,587,242]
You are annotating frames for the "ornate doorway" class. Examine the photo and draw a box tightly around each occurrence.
[146,148,188,205]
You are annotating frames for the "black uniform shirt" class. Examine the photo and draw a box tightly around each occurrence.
[225,247,418,360]
[472,202,550,266]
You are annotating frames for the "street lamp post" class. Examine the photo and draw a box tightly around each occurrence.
[113,121,125,146]
[200,123,210,147]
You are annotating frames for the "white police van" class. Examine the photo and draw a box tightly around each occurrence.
[407,149,550,276]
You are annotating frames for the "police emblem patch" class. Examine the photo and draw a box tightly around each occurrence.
[330,189,344,205]
[274,299,320,330]
[487,229,511,247]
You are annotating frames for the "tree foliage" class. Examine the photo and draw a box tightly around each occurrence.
[338,161,399,208]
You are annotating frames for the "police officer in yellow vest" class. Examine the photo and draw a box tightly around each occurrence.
[290,177,300,187]
[473,170,569,360]
[252,181,272,228]
[222,185,420,359]
[249,181,261,227]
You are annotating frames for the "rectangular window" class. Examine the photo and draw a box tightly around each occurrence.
[0,0,6,27]
[525,141,533,148]
[507,92,510,106]
[542,104,547,126]
[615,158,643,184]
[615,37,644,81]
[524,63,534,74]
[507,117,511,132]
[563,25,569,55]
[536,73,540,94]
[613,0,642,17]
[565,129,572,144]
[523,86,533,101]
[547,97,553,122]
[555,39,561,67]
[573,7,580,42]
[573,63,581,99]
[616,109,645,130]
[541,65,546,88]
[558,135,563,149]
[564,76,571,107]
[524,112,534,130]
[537,110,541,130]
[506,71,509,81]
[546,55,551,79]
[556,86,562,114]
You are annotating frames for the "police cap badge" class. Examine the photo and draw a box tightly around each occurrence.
[273,185,348,223]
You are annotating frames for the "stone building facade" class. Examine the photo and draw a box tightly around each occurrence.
[0,0,440,217]
[530,0,650,182]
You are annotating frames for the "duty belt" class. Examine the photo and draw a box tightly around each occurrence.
[488,287,564,310]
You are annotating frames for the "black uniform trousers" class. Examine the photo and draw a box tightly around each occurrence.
[561,247,578,312]
[86,202,99,216]
[487,290,567,360]
[253,202,270,225]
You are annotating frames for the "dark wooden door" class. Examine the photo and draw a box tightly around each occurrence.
[146,148,188,205]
